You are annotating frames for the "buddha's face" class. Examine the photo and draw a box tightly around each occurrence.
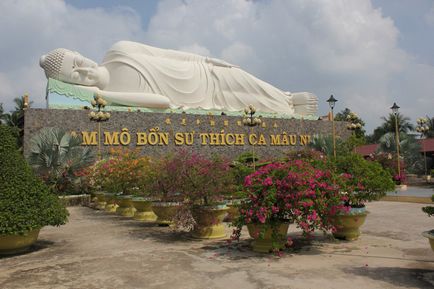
[40,49,100,86]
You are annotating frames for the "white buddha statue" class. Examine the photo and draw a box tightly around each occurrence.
[40,41,317,115]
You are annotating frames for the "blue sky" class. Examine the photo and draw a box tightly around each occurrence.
[1,0,433,133]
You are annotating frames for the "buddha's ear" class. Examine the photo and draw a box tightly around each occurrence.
[39,55,46,68]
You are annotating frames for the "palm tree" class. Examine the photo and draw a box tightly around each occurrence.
[425,116,434,138]
[368,113,414,144]
[28,127,95,194]
[0,103,10,124]
[309,134,347,157]
[377,132,424,174]
[380,113,414,134]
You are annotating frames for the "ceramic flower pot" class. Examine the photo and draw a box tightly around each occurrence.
[191,205,229,239]
[247,222,290,253]
[224,199,243,222]
[422,230,434,252]
[132,198,157,221]
[115,196,136,217]
[0,229,40,255]
[89,192,98,208]
[152,202,182,226]
[94,192,107,210]
[331,207,368,241]
[104,193,119,213]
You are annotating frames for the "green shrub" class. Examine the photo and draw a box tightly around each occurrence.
[333,153,395,205]
[0,126,68,235]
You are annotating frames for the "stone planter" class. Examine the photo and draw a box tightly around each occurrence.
[191,205,229,239]
[247,222,290,253]
[132,197,157,221]
[0,229,40,255]
[94,192,107,210]
[331,207,368,241]
[422,230,434,252]
[152,202,182,225]
[104,193,119,213]
[115,196,136,217]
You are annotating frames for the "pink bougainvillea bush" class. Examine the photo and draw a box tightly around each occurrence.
[153,149,235,206]
[231,159,346,248]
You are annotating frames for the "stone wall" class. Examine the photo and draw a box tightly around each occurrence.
[24,108,350,160]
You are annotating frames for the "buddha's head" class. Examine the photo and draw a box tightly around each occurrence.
[40,48,108,88]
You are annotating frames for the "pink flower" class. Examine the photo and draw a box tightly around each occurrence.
[262,177,273,186]
[244,176,252,187]
[308,210,318,222]
[256,212,266,223]
[271,206,279,213]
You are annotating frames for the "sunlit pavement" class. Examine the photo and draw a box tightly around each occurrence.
[0,201,433,289]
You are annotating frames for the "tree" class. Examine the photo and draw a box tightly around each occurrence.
[423,116,434,138]
[335,108,366,139]
[0,125,68,236]
[0,103,9,125]
[367,112,414,143]
[377,132,424,174]
[3,96,33,148]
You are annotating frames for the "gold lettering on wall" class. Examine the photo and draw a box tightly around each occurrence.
[81,131,97,145]
[80,128,312,147]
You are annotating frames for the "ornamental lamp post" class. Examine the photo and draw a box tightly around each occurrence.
[416,117,429,181]
[390,102,401,180]
[243,104,261,170]
[89,93,111,159]
[326,95,338,158]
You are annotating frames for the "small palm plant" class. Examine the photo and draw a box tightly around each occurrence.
[28,127,95,194]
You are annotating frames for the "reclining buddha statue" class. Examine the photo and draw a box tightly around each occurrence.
[40,41,318,116]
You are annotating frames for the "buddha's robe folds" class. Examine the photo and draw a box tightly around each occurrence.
[102,41,304,114]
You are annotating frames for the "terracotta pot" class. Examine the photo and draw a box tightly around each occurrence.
[191,205,229,239]
[152,202,182,225]
[247,222,290,253]
[132,198,157,221]
[422,230,434,252]
[0,229,40,255]
[331,207,368,241]
[115,196,136,217]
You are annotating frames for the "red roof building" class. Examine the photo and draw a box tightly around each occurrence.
[355,138,434,157]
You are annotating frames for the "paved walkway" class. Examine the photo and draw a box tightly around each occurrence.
[0,202,433,289]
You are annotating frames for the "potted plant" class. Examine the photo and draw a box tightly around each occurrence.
[421,195,434,252]
[0,126,68,255]
[231,159,344,253]
[92,149,151,217]
[226,153,255,222]
[146,153,186,226]
[176,150,235,239]
[332,153,395,240]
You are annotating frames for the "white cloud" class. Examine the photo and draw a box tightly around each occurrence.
[1,0,433,132]
[178,43,211,56]
[0,0,144,111]
[145,0,434,131]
